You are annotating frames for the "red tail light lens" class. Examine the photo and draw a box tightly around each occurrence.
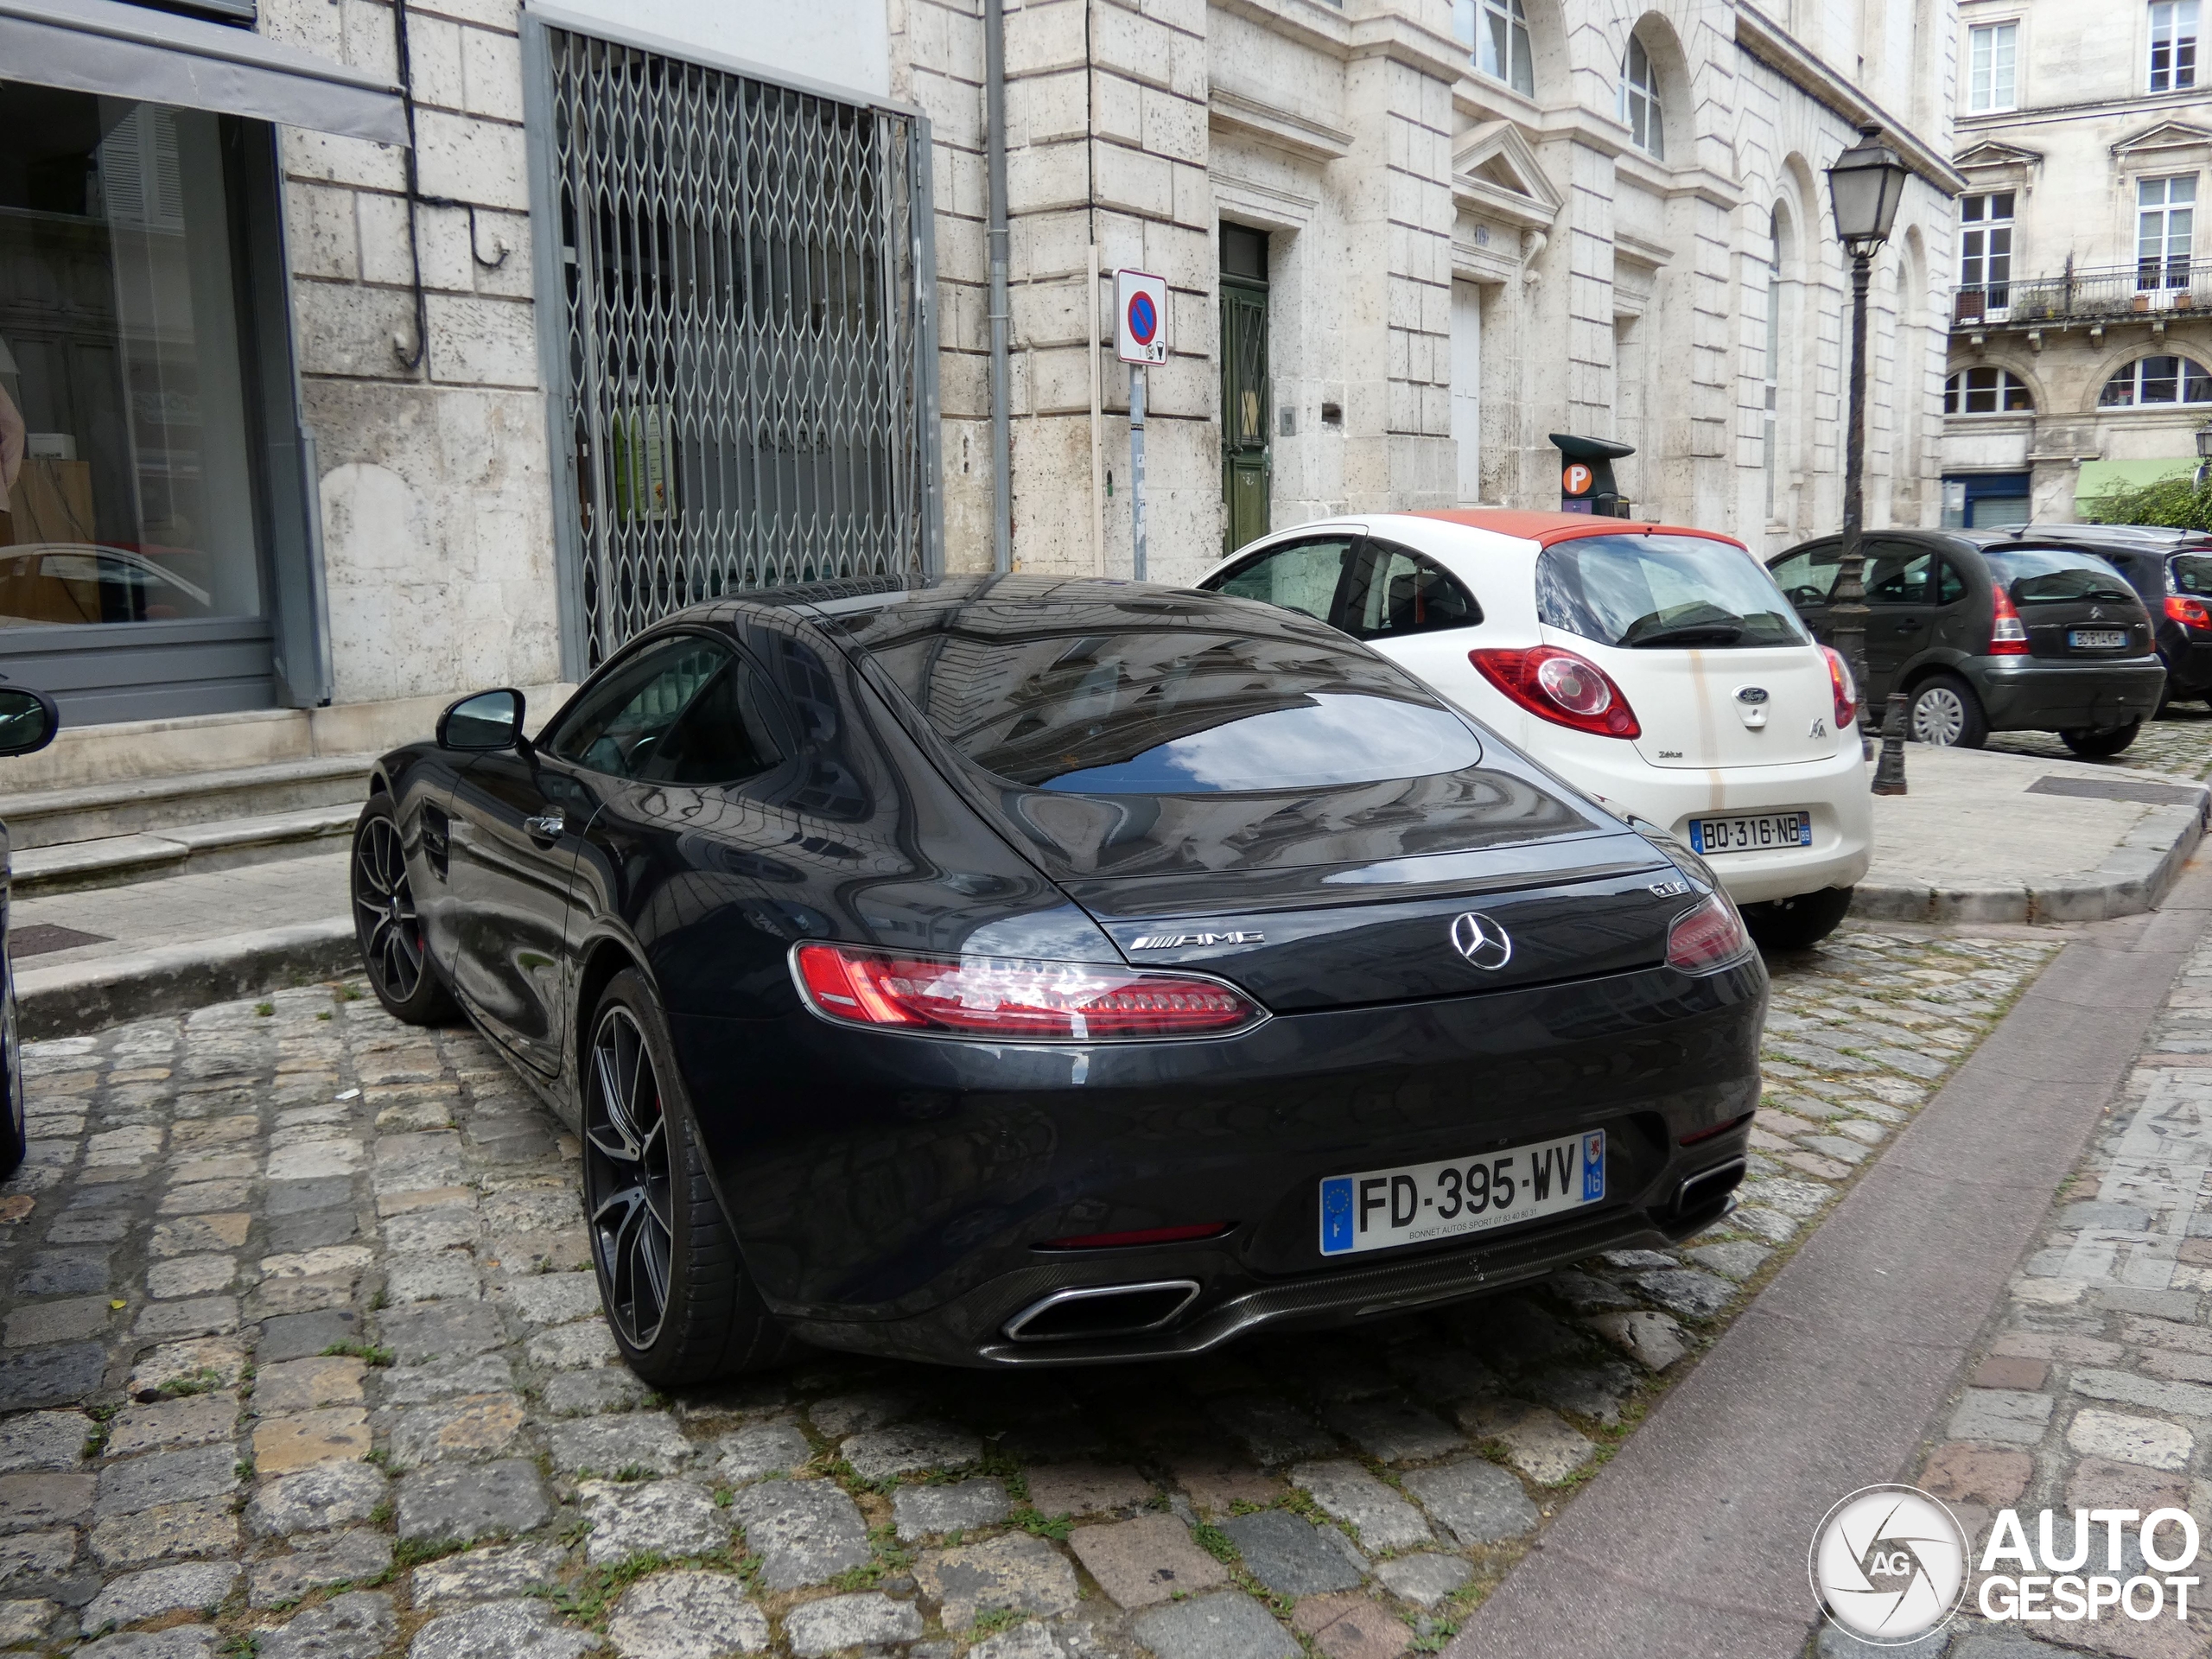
[1666,893,1755,974]
[792,944,1265,1041]
[1818,645,1858,729]
[2169,594,2212,631]
[1991,587,2031,656]
[1039,1222,1233,1250]
[1469,646,1642,738]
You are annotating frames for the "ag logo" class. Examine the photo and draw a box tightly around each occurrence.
[1449,912,1513,970]
[1810,1485,1968,1644]
[1562,462,1593,496]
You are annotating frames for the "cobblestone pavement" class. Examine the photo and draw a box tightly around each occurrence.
[1986,703,2212,779]
[1863,929,2212,1659]
[0,926,2056,1659]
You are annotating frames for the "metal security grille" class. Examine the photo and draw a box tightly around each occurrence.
[544,30,938,665]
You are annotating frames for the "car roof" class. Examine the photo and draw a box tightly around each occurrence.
[1395,509,1747,549]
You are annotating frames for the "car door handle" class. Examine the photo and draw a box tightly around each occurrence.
[1895,621,1920,633]
[523,812,564,841]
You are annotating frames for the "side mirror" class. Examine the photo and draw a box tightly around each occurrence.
[0,686,59,759]
[436,689,526,753]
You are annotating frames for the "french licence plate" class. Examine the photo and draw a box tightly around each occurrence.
[1688,810,1811,855]
[2070,628,2127,649]
[1319,1130,1605,1257]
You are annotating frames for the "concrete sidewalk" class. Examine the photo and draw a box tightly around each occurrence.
[1855,744,2211,925]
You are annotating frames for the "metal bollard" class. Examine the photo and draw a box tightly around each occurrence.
[1872,690,1909,796]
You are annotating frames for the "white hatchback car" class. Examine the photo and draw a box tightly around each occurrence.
[1198,509,1873,948]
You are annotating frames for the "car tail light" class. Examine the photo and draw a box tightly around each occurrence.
[1990,586,2031,655]
[1469,646,1642,738]
[1666,893,1755,975]
[1819,645,1858,728]
[791,944,1265,1041]
[2169,594,2212,632]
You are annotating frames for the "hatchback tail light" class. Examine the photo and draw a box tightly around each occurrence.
[1666,893,1755,974]
[1991,587,2031,655]
[1469,646,1642,738]
[2169,594,2212,632]
[1819,645,1858,729]
[792,944,1266,1041]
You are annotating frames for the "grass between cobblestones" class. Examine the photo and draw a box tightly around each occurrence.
[0,926,2057,1659]
[1986,702,2212,779]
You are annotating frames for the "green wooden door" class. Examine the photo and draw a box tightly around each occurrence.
[1220,276,1270,556]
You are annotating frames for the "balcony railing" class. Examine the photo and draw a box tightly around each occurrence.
[1953,261,2212,328]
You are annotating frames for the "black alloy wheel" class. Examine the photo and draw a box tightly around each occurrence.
[351,796,460,1025]
[584,1002,675,1351]
[579,969,793,1382]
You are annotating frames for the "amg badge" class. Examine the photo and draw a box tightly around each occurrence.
[1129,930,1265,950]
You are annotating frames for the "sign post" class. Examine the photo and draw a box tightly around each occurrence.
[1115,270,1168,580]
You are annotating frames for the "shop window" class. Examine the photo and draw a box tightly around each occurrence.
[2100,354,2212,404]
[0,85,264,631]
[2152,0,2200,90]
[1944,367,2034,414]
[1968,21,2019,111]
[1455,0,1535,97]
[1620,34,1664,159]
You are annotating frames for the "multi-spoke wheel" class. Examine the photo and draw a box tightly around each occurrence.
[1908,673,1987,749]
[585,1006,674,1349]
[350,796,460,1025]
[579,969,795,1383]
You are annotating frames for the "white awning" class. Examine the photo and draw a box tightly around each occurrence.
[0,0,409,146]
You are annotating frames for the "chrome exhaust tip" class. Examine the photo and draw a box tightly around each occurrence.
[1002,1280,1201,1343]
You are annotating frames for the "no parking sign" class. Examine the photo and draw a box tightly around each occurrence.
[1115,269,1168,365]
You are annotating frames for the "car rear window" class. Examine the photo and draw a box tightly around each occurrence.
[2174,554,2212,596]
[1535,534,1808,649]
[866,623,1483,794]
[1982,546,2139,605]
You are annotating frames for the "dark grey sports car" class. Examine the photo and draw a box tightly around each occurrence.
[351,575,1764,1380]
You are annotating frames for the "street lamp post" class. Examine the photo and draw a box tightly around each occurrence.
[2194,419,2212,489]
[1825,124,1911,792]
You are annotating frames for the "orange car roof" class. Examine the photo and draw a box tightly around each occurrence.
[1406,508,1748,550]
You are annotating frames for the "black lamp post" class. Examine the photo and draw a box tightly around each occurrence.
[1825,124,1910,766]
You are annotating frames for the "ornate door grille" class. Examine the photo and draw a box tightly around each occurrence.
[545,30,938,665]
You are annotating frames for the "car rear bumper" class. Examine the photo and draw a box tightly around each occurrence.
[1974,657,2166,730]
[2157,629,2212,696]
[670,957,1767,1366]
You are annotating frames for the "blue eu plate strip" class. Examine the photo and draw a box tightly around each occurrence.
[1319,1177,1355,1255]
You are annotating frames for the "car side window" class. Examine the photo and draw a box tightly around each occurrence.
[1769,546,1840,609]
[1936,557,1968,606]
[1866,543,1934,605]
[1210,536,1359,624]
[1341,543,1483,640]
[545,634,742,780]
[639,660,787,785]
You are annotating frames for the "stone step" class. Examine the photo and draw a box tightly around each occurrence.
[0,755,376,849]
[10,804,360,897]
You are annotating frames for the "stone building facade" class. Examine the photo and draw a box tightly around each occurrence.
[1942,0,2212,524]
[1,0,1955,782]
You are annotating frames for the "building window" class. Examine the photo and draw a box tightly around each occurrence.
[2139,175,2196,289]
[1968,22,2018,111]
[1455,0,1535,97]
[2152,0,2199,90]
[1959,193,2014,309]
[1764,211,1782,522]
[1620,34,1664,158]
[1944,367,2034,414]
[2099,354,2212,404]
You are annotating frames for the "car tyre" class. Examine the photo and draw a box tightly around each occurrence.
[582,969,794,1384]
[1908,674,1988,749]
[2061,720,2143,757]
[351,795,462,1026]
[1742,886,1853,950]
[0,1014,22,1182]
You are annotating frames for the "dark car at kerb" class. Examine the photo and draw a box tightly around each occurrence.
[348,575,1765,1382]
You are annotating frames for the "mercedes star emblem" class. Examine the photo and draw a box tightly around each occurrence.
[1450,912,1513,970]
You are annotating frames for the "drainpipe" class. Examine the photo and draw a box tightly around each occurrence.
[985,0,1013,575]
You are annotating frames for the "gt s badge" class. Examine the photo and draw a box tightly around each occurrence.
[1649,880,1688,898]
[1130,931,1265,950]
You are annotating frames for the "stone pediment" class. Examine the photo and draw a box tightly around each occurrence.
[1452,120,1564,231]
[2113,120,2212,160]
[1954,138,2043,173]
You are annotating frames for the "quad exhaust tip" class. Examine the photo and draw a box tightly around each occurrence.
[1003,1280,1201,1343]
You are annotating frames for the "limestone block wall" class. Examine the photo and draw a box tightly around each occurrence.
[260,0,559,709]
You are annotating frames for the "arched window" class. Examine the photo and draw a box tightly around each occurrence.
[1764,210,1783,518]
[1621,34,1664,157]
[1945,367,2034,414]
[1456,0,1535,97]
[2100,355,2212,405]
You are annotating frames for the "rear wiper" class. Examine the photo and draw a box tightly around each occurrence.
[1624,617,1745,646]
